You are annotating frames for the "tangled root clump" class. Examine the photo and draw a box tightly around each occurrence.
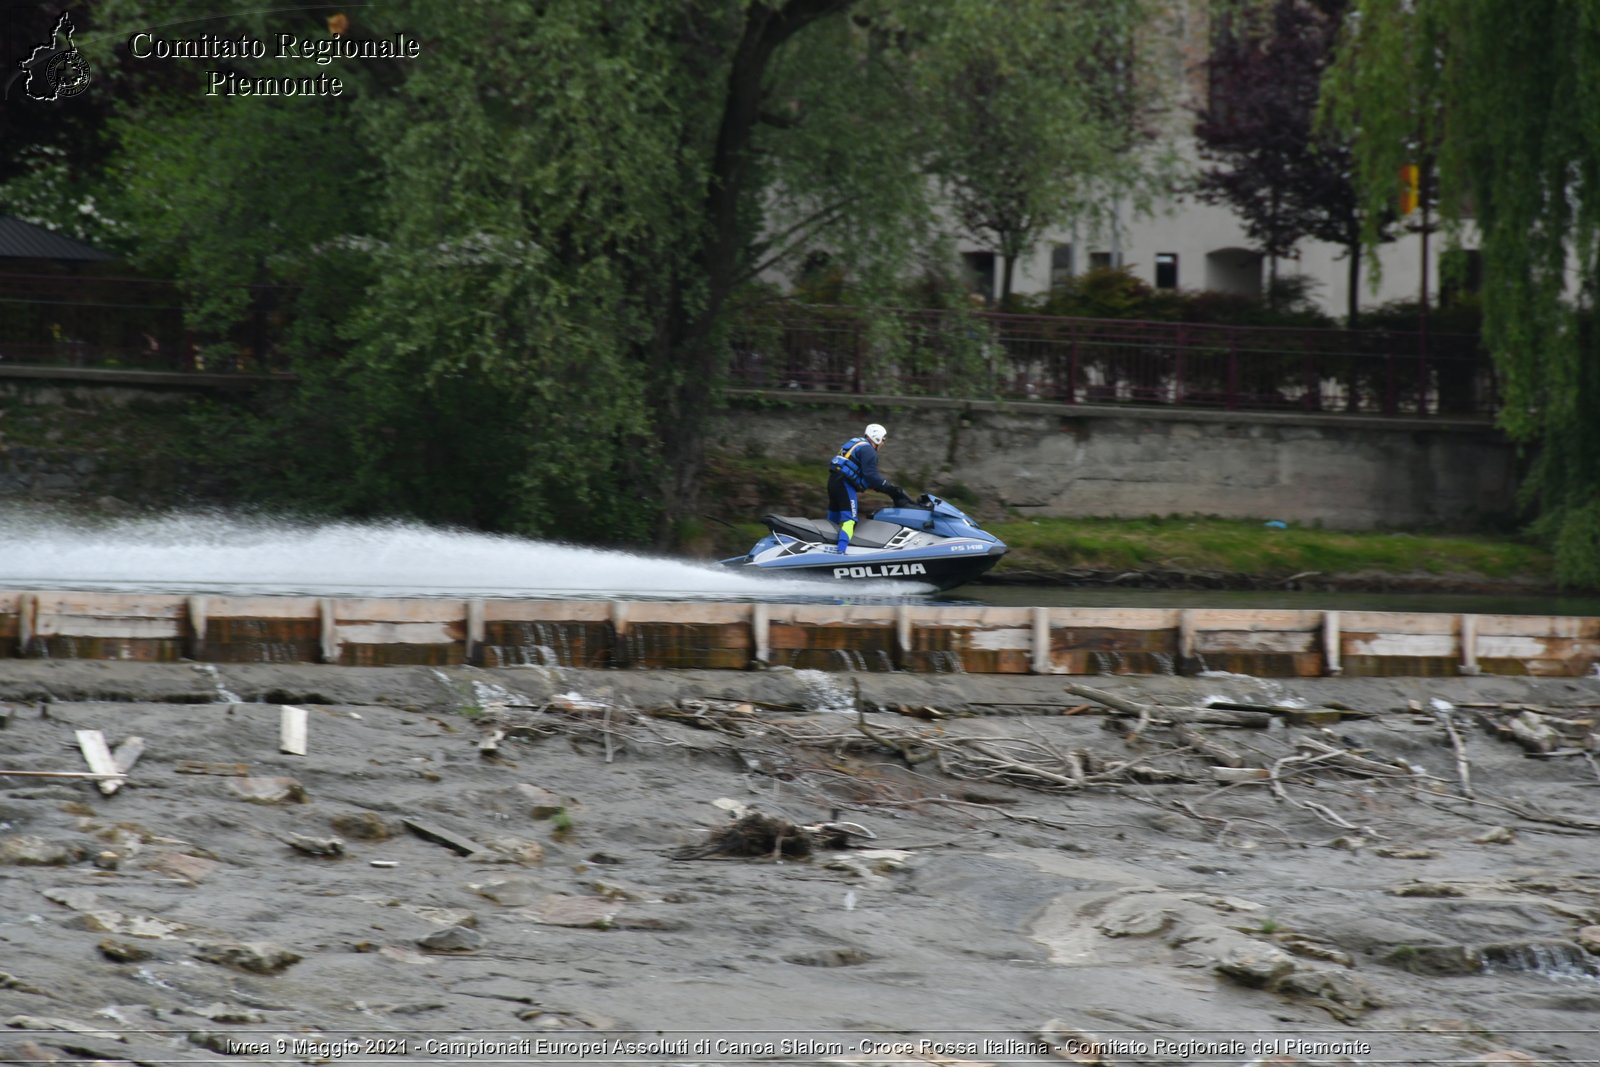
[672,812,814,861]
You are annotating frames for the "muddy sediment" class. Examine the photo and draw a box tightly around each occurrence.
[0,660,1598,1065]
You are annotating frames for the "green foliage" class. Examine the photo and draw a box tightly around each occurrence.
[915,0,1174,304]
[1326,1,1600,587]
[1016,267,1335,327]
[3,0,1225,546]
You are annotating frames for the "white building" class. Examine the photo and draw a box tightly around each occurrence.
[953,1,1466,320]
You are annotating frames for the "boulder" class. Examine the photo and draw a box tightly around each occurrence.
[0,835,85,866]
[96,939,154,963]
[516,785,566,819]
[286,833,345,858]
[1383,943,1482,976]
[42,887,100,911]
[227,778,306,805]
[469,836,544,866]
[529,895,621,929]
[470,878,543,907]
[416,925,482,953]
[143,852,219,884]
[188,1003,266,1025]
[192,941,302,975]
[1214,943,1297,988]
[329,812,398,840]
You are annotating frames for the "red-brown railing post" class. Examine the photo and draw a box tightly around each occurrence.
[1173,325,1186,404]
[1226,329,1239,410]
[1067,329,1079,404]
[1417,347,1430,416]
[852,320,864,394]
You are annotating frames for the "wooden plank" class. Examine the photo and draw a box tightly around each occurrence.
[1050,607,1182,630]
[1197,629,1319,654]
[107,737,145,797]
[465,599,485,665]
[1031,607,1051,675]
[33,618,183,639]
[319,598,339,664]
[174,760,250,776]
[1475,614,1600,639]
[334,622,456,646]
[402,817,480,857]
[1346,633,1457,657]
[1323,610,1342,676]
[751,602,770,666]
[279,705,308,756]
[622,602,755,625]
[483,600,611,623]
[204,595,322,619]
[1187,608,1322,631]
[15,588,35,655]
[969,627,1034,651]
[330,597,473,623]
[17,592,36,654]
[75,730,122,794]
[187,595,208,660]
[0,769,127,780]
[1339,611,1459,634]
[35,592,186,617]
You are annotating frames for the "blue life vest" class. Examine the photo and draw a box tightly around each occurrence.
[831,436,872,490]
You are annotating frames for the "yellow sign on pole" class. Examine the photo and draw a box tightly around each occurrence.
[1399,164,1420,215]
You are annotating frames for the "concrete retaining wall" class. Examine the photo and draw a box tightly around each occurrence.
[716,391,1518,530]
[0,369,1518,530]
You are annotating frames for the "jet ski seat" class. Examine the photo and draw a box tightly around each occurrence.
[762,515,901,549]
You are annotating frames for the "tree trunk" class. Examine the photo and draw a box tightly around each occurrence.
[650,0,854,549]
[1000,252,1016,309]
[1345,236,1361,329]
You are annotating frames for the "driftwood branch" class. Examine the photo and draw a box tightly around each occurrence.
[1065,684,1272,728]
[1434,710,1474,799]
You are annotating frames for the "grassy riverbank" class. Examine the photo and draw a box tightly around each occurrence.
[702,454,1562,591]
[986,515,1553,586]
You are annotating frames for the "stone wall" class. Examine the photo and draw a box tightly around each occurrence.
[714,391,1518,530]
[0,370,1520,531]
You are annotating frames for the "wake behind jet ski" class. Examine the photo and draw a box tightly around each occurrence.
[721,494,1007,591]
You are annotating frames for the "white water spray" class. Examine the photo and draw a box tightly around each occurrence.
[0,506,925,600]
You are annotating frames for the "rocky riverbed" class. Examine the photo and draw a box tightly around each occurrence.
[1,660,1598,1066]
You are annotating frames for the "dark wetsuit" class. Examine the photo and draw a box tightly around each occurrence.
[827,436,902,553]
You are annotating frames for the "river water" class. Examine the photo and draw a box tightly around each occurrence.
[3,505,1597,617]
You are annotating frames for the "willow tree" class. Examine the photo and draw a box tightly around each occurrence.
[1326,1,1600,586]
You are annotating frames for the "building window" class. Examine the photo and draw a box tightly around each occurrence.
[1089,251,1114,272]
[1050,243,1075,287]
[1155,252,1179,290]
[961,251,996,303]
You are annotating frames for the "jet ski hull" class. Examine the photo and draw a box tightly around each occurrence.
[722,495,1008,593]
[732,544,1006,591]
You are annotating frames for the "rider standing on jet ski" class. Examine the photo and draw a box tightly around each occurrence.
[828,423,912,554]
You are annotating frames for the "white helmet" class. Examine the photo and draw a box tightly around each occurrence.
[865,423,887,446]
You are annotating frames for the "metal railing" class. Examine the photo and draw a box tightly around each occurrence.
[0,272,1498,416]
[0,271,293,374]
[728,305,1497,417]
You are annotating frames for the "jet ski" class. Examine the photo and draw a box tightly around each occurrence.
[721,494,1007,591]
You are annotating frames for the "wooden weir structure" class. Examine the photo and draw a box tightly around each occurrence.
[1,591,1597,677]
